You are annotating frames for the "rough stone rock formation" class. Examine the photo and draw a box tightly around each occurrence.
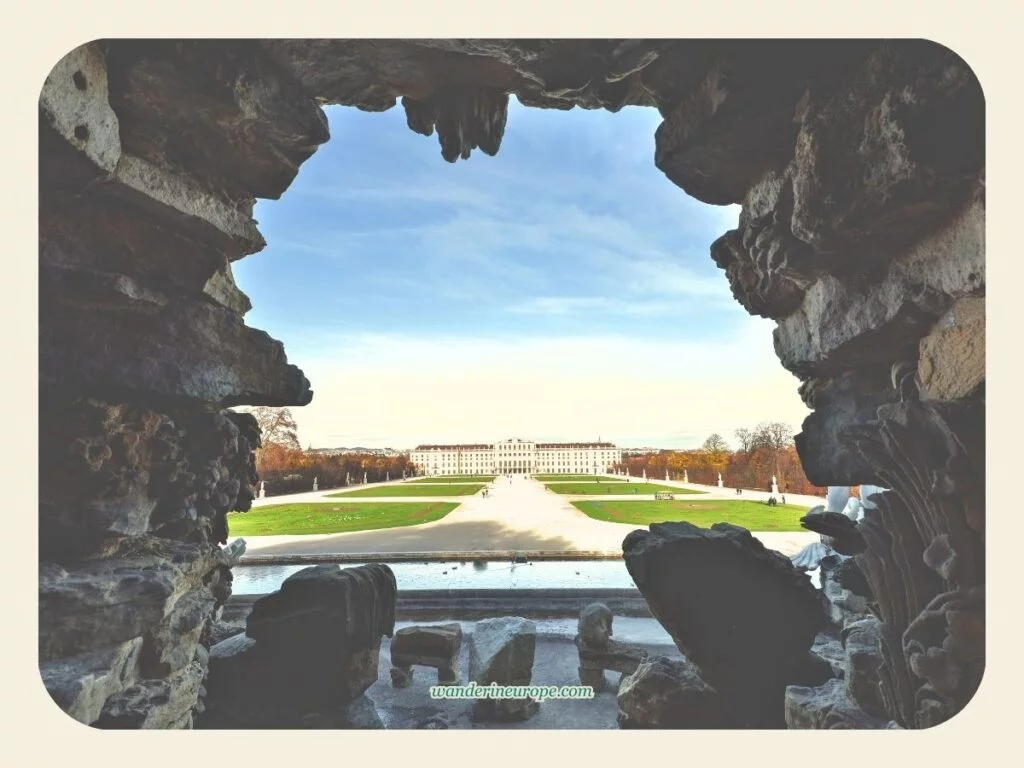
[197,563,396,728]
[785,678,902,730]
[785,616,907,729]
[575,602,647,692]
[819,554,875,626]
[390,623,463,687]
[40,38,984,729]
[622,522,830,728]
[468,616,539,722]
[617,655,720,729]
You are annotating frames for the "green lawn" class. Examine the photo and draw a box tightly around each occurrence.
[533,474,626,482]
[407,475,496,483]
[571,499,808,531]
[546,482,706,495]
[327,484,485,497]
[227,502,460,536]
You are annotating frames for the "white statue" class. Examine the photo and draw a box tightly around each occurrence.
[364,471,368,484]
[258,480,266,499]
[771,474,780,495]
[859,484,886,511]
[642,469,647,481]
[717,472,723,488]
[842,496,863,522]
[826,486,851,513]
[312,476,318,491]
[386,471,390,482]
[683,470,689,483]
[665,470,670,482]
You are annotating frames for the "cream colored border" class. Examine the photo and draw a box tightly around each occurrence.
[7,0,1015,764]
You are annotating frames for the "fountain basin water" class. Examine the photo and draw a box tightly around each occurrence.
[231,559,822,596]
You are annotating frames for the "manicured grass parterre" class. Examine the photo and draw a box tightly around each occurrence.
[328,484,485,497]
[227,502,460,536]
[546,482,706,495]
[408,476,496,483]
[533,474,626,482]
[571,499,808,531]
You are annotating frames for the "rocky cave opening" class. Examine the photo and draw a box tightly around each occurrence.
[38,38,984,730]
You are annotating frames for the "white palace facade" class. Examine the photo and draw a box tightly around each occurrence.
[410,438,623,476]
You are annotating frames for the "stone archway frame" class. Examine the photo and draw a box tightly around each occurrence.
[38,39,984,729]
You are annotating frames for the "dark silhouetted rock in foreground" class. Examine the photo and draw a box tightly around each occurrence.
[197,563,396,728]
[617,655,720,729]
[623,522,829,728]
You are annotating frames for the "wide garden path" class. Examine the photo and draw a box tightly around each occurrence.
[233,475,817,559]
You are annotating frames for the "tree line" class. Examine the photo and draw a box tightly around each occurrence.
[243,407,415,497]
[241,408,824,498]
[614,422,826,496]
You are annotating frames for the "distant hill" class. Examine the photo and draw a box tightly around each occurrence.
[307,446,406,457]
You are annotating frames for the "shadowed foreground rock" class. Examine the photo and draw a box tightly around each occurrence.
[617,655,720,729]
[786,678,902,729]
[197,564,396,728]
[623,522,830,727]
[390,623,462,687]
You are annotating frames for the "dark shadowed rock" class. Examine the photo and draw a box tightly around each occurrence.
[820,555,875,626]
[622,522,828,727]
[617,655,720,729]
[198,564,396,728]
[390,623,462,687]
[786,678,901,729]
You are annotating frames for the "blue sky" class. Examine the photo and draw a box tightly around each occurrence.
[234,99,810,449]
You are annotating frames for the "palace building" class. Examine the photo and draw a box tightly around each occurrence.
[410,438,623,476]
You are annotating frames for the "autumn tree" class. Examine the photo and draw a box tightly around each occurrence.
[701,433,730,477]
[702,433,729,453]
[246,406,301,466]
[734,427,754,453]
[752,421,793,478]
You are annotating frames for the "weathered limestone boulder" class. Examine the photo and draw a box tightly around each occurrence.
[809,631,846,679]
[40,637,144,725]
[785,678,901,729]
[617,655,720,729]
[819,554,875,626]
[917,297,985,401]
[390,623,462,687]
[197,564,396,728]
[468,616,538,722]
[841,617,889,719]
[94,660,206,729]
[575,602,647,692]
[623,522,829,727]
[207,616,247,647]
[786,615,908,729]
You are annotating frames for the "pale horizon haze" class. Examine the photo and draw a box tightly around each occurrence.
[234,99,811,451]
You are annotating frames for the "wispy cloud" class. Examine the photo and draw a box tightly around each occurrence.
[237,100,799,450]
[287,321,809,451]
[506,296,683,317]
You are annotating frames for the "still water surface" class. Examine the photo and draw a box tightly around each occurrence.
[232,559,822,594]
